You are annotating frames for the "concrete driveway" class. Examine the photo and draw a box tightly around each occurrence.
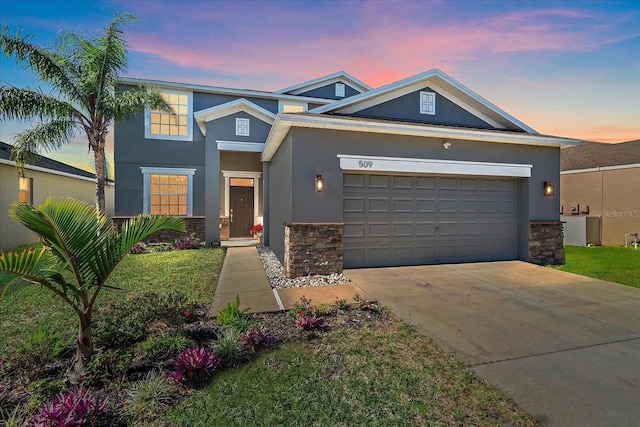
[346,261,640,427]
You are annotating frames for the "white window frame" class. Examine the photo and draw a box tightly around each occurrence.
[144,89,193,141]
[140,167,195,216]
[235,118,250,136]
[420,91,436,115]
[335,83,346,97]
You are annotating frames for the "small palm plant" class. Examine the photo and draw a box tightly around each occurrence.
[0,197,186,383]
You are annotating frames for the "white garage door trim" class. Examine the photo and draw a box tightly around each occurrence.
[338,154,532,178]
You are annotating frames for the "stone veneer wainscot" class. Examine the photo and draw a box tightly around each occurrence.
[283,223,343,278]
[529,221,565,265]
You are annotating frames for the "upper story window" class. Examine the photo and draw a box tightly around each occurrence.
[141,167,195,216]
[335,83,346,97]
[19,177,32,204]
[279,100,308,113]
[145,89,193,141]
[420,91,436,115]
[236,118,250,136]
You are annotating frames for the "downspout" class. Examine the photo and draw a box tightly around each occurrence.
[599,166,603,245]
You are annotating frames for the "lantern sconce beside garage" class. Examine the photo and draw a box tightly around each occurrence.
[543,181,554,197]
[315,174,324,192]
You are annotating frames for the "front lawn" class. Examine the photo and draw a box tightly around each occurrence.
[1,247,536,425]
[558,245,640,288]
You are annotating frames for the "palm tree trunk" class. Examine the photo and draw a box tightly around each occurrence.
[67,313,93,384]
[94,145,107,214]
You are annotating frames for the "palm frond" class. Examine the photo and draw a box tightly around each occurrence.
[109,85,169,120]
[11,118,77,167]
[0,86,79,122]
[0,26,82,102]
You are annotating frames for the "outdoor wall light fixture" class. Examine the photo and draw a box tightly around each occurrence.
[544,181,554,197]
[443,141,452,149]
[315,174,324,192]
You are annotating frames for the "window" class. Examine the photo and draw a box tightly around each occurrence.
[420,91,436,115]
[145,89,193,141]
[236,118,250,136]
[141,167,195,216]
[19,177,32,204]
[335,83,346,97]
[278,100,308,113]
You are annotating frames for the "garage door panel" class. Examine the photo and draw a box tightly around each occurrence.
[343,197,365,212]
[344,174,519,268]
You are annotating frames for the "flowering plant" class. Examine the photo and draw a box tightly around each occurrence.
[249,224,263,236]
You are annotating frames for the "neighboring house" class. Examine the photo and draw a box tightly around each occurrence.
[0,141,114,251]
[114,69,580,276]
[560,140,640,246]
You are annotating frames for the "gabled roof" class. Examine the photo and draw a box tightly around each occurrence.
[310,69,536,133]
[0,141,96,180]
[561,140,640,171]
[276,71,372,96]
[262,113,581,162]
[194,99,277,136]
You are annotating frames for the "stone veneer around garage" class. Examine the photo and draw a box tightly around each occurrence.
[529,221,565,265]
[283,223,343,278]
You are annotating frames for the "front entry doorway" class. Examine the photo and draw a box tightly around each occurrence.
[229,185,254,238]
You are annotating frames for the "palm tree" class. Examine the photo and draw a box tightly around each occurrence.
[0,13,168,213]
[0,197,186,383]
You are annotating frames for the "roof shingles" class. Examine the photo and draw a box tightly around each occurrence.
[561,140,640,171]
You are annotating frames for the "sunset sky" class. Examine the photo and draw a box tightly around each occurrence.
[1,0,638,174]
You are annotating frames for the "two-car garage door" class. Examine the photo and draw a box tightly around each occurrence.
[343,173,519,268]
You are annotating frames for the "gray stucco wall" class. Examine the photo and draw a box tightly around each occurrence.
[353,87,494,129]
[297,83,362,100]
[266,135,293,259]
[266,127,561,262]
[211,112,272,142]
[194,93,279,114]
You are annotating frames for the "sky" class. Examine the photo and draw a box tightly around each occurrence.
[0,0,639,174]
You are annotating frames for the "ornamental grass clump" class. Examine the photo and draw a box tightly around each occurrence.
[171,347,221,387]
[31,386,106,427]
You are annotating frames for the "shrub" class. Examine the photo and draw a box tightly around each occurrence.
[333,297,350,310]
[217,295,249,326]
[171,347,221,387]
[129,242,146,254]
[210,329,244,367]
[85,349,133,386]
[296,315,321,330]
[240,328,273,354]
[287,295,315,320]
[31,386,106,427]
[137,331,193,362]
[172,233,202,250]
[122,370,176,425]
[161,292,200,326]
[353,293,379,311]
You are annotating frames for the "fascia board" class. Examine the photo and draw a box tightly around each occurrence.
[194,99,276,136]
[261,114,581,162]
[276,71,372,94]
[561,163,640,174]
[119,78,334,105]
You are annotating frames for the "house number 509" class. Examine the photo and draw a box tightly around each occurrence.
[358,160,373,168]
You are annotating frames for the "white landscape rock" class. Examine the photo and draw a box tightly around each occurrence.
[257,246,352,289]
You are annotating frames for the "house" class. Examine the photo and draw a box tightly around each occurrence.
[560,140,640,246]
[0,141,115,251]
[113,69,580,276]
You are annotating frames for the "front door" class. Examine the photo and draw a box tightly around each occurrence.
[229,186,254,238]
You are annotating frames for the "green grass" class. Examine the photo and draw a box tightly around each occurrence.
[0,248,225,358]
[167,319,536,426]
[557,246,640,288]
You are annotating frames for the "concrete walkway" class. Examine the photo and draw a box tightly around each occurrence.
[209,246,372,316]
[347,261,640,427]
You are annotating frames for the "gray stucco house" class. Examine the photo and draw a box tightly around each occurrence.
[114,69,579,276]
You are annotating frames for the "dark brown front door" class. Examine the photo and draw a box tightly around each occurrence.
[229,186,254,237]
